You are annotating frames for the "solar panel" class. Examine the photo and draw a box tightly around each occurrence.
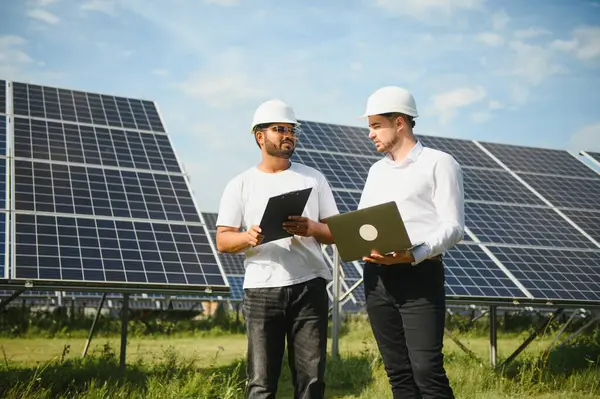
[12,83,165,132]
[332,190,361,213]
[489,246,600,302]
[465,203,598,249]
[464,169,545,205]
[297,120,377,156]
[518,174,600,211]
[480,142,599,179]
[0,116,6,157]
[0,80,5,114]
[293,149,372,191]
[12,117,180,172]
[5,80,228,295]
[417,136,501,169]
[14,160,200,222]
[560,210,600,243]
[226,275,244,301]
[290,119,600,306]
[201,212,218,231]
[443,244,530,300]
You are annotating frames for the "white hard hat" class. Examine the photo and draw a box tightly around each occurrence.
[361,86,419,118]
[251,99,298,132]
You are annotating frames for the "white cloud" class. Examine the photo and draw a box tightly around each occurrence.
[373,0,484,22]
[509,40,566,85]
[0,36,35,80]
[430,86,487,125]
[552,26,600,61]
[152,68,168,76]
[492,10,510,30]
[570,122,600,151]
[27,8,60,24]
[81,0,117,16]
[514,28,551,39]
[476,32,505,46]
[173,48,270,109]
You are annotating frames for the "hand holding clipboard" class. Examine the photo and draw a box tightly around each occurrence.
[257,187,313,245]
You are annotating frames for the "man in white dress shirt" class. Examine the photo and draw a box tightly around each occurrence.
[357,86,464,399]
[215,99,339,399]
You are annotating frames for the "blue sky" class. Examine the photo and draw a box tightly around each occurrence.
[1,0,599,212]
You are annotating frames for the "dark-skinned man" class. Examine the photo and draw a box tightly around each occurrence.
[215,99,339,399]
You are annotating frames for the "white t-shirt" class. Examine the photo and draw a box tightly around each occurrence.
[216,162,339,289]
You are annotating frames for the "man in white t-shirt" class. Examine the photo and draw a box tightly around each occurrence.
[215,99,339,399]
[358,87,464,399]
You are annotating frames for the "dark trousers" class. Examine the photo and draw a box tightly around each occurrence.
[364,258,455,399]
[242,277,329,399]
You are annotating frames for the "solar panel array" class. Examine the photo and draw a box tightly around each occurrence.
[1,80,7,282]
[1,80,229,296]
[294,119,600,306]
[201,212,245,301]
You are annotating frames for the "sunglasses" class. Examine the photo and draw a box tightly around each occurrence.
[263,125,301,137]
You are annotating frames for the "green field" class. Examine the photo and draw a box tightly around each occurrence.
[1,314,599,398]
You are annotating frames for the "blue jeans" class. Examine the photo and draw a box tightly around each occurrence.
[242,277,329,399]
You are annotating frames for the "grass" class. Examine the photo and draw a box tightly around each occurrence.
[0,317,599,398]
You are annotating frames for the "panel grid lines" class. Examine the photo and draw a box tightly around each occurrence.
[12,82,165,132]
[443,244,529,299]
[518,173,600,211]
[14,160,200,223]
[466,202,598,249]
[13,213,224,287]
[13,117,180,173]
[6,80,229,293]
[0,80,5,114]
[0,116,6,158]
[293,149,371,191]
[481,142,599,179]
[291,119,600,304]
[489,246,600,302]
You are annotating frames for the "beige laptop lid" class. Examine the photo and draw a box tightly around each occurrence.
[324,201,413,263]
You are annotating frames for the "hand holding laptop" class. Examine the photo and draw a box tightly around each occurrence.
[362,249,415,265]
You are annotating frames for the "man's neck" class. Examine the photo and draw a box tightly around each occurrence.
[257,156,291,173]
[387,135,418,162]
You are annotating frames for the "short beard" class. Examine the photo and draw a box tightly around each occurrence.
[265,138,295,159]
[378,136,399,153]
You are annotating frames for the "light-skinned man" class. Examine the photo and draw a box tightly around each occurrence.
[215,99,339,399]
[358,86,464,399]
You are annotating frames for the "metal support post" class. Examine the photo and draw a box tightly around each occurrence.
[499,308,564,369]
[489,305,497,368]
[0,289,25,311]
[120,293,129,372]
[82,293,107,357]
[331,245,341,359]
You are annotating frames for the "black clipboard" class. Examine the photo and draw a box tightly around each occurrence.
[258,187,313,244]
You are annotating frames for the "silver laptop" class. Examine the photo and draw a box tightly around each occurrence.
[324,201,414,263]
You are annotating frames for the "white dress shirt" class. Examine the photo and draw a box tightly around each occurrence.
[357,141,465,265]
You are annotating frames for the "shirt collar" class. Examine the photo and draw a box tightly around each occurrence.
[384,141,424,167]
